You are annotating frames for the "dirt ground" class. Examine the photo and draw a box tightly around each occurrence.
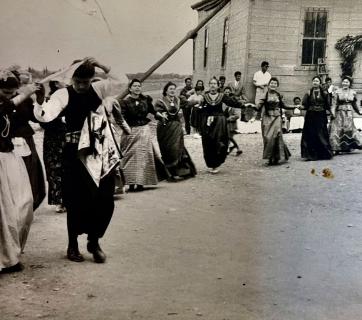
[2,122,362,320]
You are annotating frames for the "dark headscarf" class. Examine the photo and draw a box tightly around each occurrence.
[0,70,20,89]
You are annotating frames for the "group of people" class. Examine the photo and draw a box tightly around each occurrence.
[1,57,361,274]
[256,74,362,165]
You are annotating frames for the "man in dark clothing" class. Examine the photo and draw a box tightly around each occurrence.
[179,77,193,135]
[218,75,226,92]
[34,58,124,264]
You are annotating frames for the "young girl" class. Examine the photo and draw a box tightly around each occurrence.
[223,86,242,156]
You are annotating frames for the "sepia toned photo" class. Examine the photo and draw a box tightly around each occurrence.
[1,0,362,319]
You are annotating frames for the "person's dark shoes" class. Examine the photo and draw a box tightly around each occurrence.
[236,150,243,156]
[135,185,144,192]
[87,242,106,263]
[0,262,24,274]
[67,247,85,262]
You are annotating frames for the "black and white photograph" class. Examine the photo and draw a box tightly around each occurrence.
[1,0,362,319]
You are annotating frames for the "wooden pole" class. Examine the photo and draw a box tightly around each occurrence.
[117,0,230,100]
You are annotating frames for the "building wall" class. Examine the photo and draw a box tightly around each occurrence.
[246,0,362,102]
[193,0,250,87]
[193,0,362,103]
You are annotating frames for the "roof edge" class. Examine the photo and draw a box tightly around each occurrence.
[191,0,226,11]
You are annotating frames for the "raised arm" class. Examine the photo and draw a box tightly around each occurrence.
[111,100,131,135]
[222,94,244,109]
[33,88,69,122]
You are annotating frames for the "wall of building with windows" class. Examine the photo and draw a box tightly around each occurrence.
[193,0,250,88]
[246,0,362,101]
[192,0,362,102]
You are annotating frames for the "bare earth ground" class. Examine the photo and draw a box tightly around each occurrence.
[1,121,362,320]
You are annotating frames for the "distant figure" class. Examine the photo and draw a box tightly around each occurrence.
[223,86,243,156]
[188,84,204,138]
[228,71,248,101]
[253,61,272,104]
[300,76,333,161]
[329,75,362,154]
[256,77,294,166]
[228,71,248,134]
[179,77,193,135]
[193,77,244,173]
[324,76,337,98]
[218,76,226,93]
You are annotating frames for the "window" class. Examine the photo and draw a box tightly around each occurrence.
[221,18,229,68]
[193,38,196,71]
[301,9,328,65]
[204,28,209,68]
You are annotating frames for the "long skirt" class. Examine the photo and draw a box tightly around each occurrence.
[301,111,333,160]
[200,115,229,168]
[121,125,168,186]
[261,115,291,162]
[191,107,203,132]
[0,152,33,269]
[329,109,362,152]
[43,128,65,205]
[22,136,46,210]
[157,120,196,177]
[62,143,115,238]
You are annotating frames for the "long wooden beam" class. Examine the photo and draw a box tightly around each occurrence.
[116,0,230,100]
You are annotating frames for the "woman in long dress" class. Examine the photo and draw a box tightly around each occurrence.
[155,82,196,181]
[11,89,46,210]
[329,75,362,154]
[256,77,294,165]
[195,77,243,173]
[118,79,169,192]
[41,80,66,212]
[0,71,36,273]
[188,83,204,138]
[301,76,333,161]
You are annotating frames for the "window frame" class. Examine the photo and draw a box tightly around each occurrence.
[300,8,328,66]
[193,37,196,71]
[204,28,209,68]
[221,17,229,68]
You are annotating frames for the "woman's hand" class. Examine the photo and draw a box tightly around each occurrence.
[160,113,168,125]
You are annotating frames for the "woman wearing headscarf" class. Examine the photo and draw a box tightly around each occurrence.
[0,70,38,273]
[117,79,168,192]
[10,72,46,210]
[301,76,333,161]
[155,82,196,181]
[329,75,362,154]
[256,77,295,165]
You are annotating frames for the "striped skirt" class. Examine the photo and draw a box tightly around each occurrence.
[121,125,167,186]
[0,152,33,270]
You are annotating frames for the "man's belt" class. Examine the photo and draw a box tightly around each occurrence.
[65,131,81,144]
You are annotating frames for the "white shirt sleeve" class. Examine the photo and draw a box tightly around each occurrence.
[33,88,69,122]
[92,72,127,100]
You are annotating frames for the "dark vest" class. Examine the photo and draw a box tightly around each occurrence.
[63,86,102,132]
